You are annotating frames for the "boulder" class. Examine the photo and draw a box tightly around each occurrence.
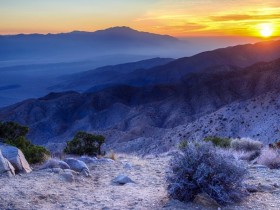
[0,150,15,177]
[63,158,90,176]
[78,156,98,164]
[40,159,70,170]
[61,172,74,183]
[0,145,32,173]
[112,174,135,185]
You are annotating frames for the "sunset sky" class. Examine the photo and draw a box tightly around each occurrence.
[1,0,280,37]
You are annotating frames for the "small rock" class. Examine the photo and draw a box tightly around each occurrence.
[257,183,275,192]
[78,156,98,164]
[64,169,79,175]
[123,163,133,170]
[81,168,91,177]
[273,183,280,188]
[61,172,74,182]
[193,193,220,208]
[246,184,259,193]
[52,168,62,174]
[250,164,268,169]
[112,174,135,185]
[98,157,115,163]
[63,158,90,177]
[40,159,70,170]
[63,158,89,173]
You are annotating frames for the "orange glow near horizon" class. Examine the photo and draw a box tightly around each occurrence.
[0,1,280,38]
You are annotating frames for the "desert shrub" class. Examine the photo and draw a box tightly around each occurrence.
[257,148,280,169]
[0,121,50,164]
[204,136,231,148]
[230,138,263,152]
[177,140,188,150]
[64,131,105,156]
[0,121,28,141]
[6,136,50,164]
[167,141,248,205]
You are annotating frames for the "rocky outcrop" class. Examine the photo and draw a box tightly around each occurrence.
[0,150,15,177]
[0,145,32,173]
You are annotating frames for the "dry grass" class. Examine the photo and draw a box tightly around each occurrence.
[257,148,280,169]
[230,138,263,152]
[106,150,117,161]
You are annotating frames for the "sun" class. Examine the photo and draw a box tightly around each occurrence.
[259,23,274,38]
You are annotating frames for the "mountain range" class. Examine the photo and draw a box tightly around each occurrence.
[1,39,280,153]
[0,27,191,107]
[0,26,186,62]
[52,39,280,93]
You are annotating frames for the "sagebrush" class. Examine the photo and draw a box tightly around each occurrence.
[257,148,280,169]
[230,138,263,152]
[167,141,248,205]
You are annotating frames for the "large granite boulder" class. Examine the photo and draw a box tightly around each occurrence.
[0,145,32,173]
[0,150,15,177]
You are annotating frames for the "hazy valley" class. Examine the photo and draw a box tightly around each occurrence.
[1,7,280,208]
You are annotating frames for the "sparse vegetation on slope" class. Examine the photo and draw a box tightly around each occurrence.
[167,141,248,205]
[204,136,231,148]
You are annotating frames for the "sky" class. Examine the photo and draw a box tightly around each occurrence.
[1,0,280,37]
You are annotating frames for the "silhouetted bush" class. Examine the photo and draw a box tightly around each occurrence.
[0,121,28,141]
[230,138,263,152]
[204,136,231,148]
[257,148,280,169]
[167,141,248,205]
[64,131,105,156]
[0,121,50,164]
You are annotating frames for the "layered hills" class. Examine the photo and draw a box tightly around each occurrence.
[1,39,280,153]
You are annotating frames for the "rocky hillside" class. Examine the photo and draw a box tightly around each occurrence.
[0,56,280,152]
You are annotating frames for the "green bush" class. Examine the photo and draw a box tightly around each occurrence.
[0,121,28,141]
[64,131,105,156]
[0,121,50,164]
[204,136,231,148]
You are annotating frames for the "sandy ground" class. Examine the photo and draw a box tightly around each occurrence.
[0,154,280,210]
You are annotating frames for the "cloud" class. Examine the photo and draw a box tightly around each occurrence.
[211,14,280,22]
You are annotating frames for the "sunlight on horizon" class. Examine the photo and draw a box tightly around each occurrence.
[0,0,280,37]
